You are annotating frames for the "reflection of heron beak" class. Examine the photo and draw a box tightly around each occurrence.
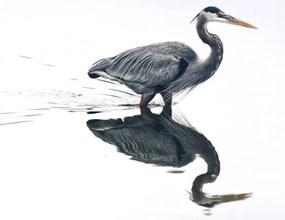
[219,192,253,202]
[226,15,257,29]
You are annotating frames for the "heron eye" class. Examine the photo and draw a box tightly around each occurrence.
[217,11,226,18]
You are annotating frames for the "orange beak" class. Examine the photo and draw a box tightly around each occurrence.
[225,15,257,29]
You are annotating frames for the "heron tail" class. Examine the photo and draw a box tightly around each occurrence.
[88,71,101,79]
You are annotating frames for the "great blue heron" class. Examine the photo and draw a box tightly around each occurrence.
[88,6,256,107]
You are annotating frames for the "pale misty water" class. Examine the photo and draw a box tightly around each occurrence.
[1,51,285,220]
[1,1,285,219]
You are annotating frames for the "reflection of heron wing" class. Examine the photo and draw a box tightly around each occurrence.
[87,116,195,167]
[89,42,197,90]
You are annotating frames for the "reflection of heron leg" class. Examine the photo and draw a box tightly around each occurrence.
[140,106,152,116]
[140,93,156,107]
[162,105,172,117]
[161,92,172,106]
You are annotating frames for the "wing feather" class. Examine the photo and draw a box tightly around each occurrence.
[89,42,198,93]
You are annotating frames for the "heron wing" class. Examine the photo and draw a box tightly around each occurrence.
[90,42,197,89]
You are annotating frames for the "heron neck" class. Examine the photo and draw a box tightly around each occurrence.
[196,19,224,79]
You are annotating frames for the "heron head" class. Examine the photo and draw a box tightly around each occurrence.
[191,6,257,29]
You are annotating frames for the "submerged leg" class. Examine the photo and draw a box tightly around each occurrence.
[161,92,172,106]
[140,106,152,116]
[140,93,156,107]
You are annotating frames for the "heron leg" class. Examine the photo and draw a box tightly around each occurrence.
[140,93,156,107]
[161,92,172,106]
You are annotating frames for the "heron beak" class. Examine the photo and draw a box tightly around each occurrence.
[225,15,257,29]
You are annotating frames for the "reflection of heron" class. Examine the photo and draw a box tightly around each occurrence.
[88,6,256,107]
[87,107,251,208]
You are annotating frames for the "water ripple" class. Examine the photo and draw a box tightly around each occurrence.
[0,78,164,126]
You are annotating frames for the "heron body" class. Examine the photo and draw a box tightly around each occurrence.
[88,6,256,107]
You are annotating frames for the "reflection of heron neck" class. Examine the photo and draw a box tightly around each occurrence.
[196,17,224,81]
[192,142,220,193]
[192,167,220,193]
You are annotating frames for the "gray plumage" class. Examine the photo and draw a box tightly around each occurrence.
[89,42,197,95]
[88,6,256,106]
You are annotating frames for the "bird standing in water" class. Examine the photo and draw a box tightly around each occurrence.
[88,6,256,107]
